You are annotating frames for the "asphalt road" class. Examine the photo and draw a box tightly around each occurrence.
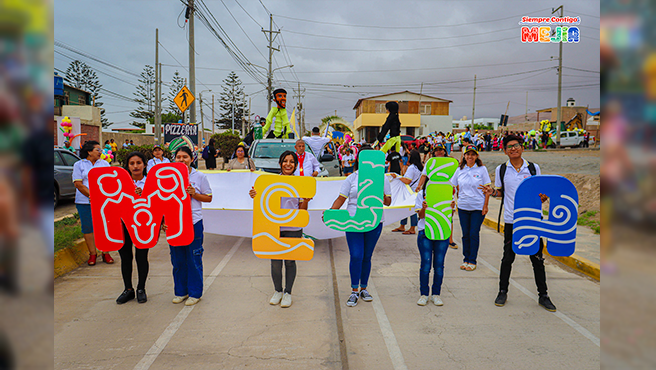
[54,219,600,370]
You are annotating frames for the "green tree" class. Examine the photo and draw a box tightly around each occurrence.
[168,70,185,117]
[217,71,248,130]
[130,65,158,129]
[148,112,182,125]
[64,60,112,128]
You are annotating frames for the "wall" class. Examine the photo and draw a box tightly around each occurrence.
[354,113,421,131]
[419,115,453,136]
[101,130,216,148]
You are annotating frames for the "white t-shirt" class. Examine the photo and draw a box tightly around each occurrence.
[133,176,146,190]
[342,154,355,167]
[339,171,392,224]
[187,168,213,224]
[147,157,170,172]
[402,164,422,190]
[280,197,302,232]
[72,159,110,204]
[450,164,491,211]
[494,159,541,224]
[294,151,321,176]
[415,189,426,231]
[303,135,330,158]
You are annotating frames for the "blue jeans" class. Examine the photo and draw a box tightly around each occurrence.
[457,209,484,265]
[417,230,449,296]
[445,143,452,155]
[400,213,418,226]
[345,223,383,289]
[170,221,204,298]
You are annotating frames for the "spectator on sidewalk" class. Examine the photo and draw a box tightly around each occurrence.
[227,144,255,171]
[249,150,311,308]
[451,145,491,271]
[414,178,456,307]
[72,140,113,266]
[327,145,392,307]
[480,134,557,312]
[168,146,213,307]
[123,139,129,149]
[204,138,218,170]
[116,152,150,305]
[391,150,423,235]
[146,145,170,172]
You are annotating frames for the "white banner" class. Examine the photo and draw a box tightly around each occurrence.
[201,171,416,239]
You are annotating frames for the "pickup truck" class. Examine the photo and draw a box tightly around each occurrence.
[557,131,594,148]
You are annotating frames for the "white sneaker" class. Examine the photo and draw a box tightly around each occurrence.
[184,297,201,306]
[269,291,283,305]
[172,295,188,304]
[460,263,469,270]
[432,295,443,306]
[417,295,429,306]
[280,293,292,308]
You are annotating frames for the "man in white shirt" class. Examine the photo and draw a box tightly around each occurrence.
[480,134,555,312]
[293,139,321,177]
[303,127,332,158]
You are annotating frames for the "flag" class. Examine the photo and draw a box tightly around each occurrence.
[289,108,298,137]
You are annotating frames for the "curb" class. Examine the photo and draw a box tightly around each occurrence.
[54,238,89,279]
[482,217,600,282]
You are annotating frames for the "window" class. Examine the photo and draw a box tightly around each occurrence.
[376,103,387,114]
[453,123,459,128]
[78,95,86,105]
[420,103,431,115]
[60,151,80,166]
[54,152,64,166]
[406,127,415,137]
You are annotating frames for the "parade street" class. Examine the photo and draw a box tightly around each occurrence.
[55,220,599,370]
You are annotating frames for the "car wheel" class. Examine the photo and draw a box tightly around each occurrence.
[54,186,59,208]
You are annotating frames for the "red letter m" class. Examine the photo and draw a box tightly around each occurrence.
[521,27,539,43]
[89,163,194,251]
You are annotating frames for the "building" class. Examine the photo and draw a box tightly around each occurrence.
[536,98,599,130]
[352,91,452,142]
[452,117,501,130]
[54,83,92,116]
[54,73,102,146]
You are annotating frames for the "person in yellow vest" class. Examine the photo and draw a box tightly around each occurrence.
[263,88,292,139]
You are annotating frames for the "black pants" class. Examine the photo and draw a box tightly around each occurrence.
[271,230,301,294]
[499,223,548,296]
[118,225,149,291]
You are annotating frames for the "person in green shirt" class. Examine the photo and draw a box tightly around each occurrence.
[62,141,75,152]
[263,88,291,139]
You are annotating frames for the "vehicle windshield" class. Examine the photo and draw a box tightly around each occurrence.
[252,142,315,159]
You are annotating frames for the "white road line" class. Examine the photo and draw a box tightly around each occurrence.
[478,257,600,347]
[367,281,408,370]
[133,237,244,370]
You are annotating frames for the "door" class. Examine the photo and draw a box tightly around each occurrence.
[560,132,572,146]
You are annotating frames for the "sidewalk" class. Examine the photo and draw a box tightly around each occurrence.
[483,196,600,280]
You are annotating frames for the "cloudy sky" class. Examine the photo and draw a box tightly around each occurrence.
[54,0,600,130]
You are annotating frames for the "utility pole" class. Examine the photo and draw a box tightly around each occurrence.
[525,91,529,121]
[471,74,477,129]
[294,81,305,135]
[188,0,196,124]
[262,14,280,111]
[154,28,160,144]
[553,5,564,147]
[158,62,162,143]
[231,83,235,133]
[211,94,215,134]
[199,93,204,146]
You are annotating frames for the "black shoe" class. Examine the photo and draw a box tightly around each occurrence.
[116,289,135,304]
[494,291,507,307]
[538,295,557,312]
[137,289,147,303]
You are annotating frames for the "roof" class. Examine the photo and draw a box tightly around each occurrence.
[63,83,91,95]
[353,90,452,110]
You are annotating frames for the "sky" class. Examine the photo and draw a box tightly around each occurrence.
[54,0,600,131]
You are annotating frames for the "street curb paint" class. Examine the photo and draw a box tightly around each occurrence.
[54,238,88,279]
[482,216,600,281]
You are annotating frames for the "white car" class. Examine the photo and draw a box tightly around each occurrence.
[248,139,335,177]
[558,131,585,147]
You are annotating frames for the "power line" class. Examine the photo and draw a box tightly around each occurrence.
[217,0,268,62]
[55,50,139,87]
[234,0,263,28]
[563,66,600,73]
[55,40,141,78]
[285,36,517,52]
[282,26,517,42]
[272,8,552,30]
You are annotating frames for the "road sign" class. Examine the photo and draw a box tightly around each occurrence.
[174,86,195,113]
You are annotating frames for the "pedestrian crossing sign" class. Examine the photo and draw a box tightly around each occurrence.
[174,86,195,113]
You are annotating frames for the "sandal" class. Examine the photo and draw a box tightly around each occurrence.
[449,242,458,249]
[102,253,114,264]
[460,263,468,270]
[391,227,406,233]
[465,264,477,271]
[88,254,97,266]
[402,230,416,235]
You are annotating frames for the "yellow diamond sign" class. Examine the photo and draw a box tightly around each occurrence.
[174,86,195,113]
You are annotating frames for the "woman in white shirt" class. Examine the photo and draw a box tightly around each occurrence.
[341,147,355,176]
[72,140,112,266]
[249,150,311,308]
[116,152,150,304]
[450,145,491,271]
[414,180,456,306]
[327,146,392,307]
[168,146,213,307]
[391,150,423,234]
[146,145,170,172]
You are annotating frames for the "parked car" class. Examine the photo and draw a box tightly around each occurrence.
[248,139,339,177]
[54,148,81,207]
[556,131,588,148]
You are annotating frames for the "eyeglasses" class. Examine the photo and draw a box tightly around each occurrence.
[506,143,522,150]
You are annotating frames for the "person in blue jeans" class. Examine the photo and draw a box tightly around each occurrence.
[327,145,392,307]
[450,145,491,271]
[415,181,456,306]
[167,146,213,307]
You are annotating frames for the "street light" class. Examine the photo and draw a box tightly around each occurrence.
[199,89,212,146]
